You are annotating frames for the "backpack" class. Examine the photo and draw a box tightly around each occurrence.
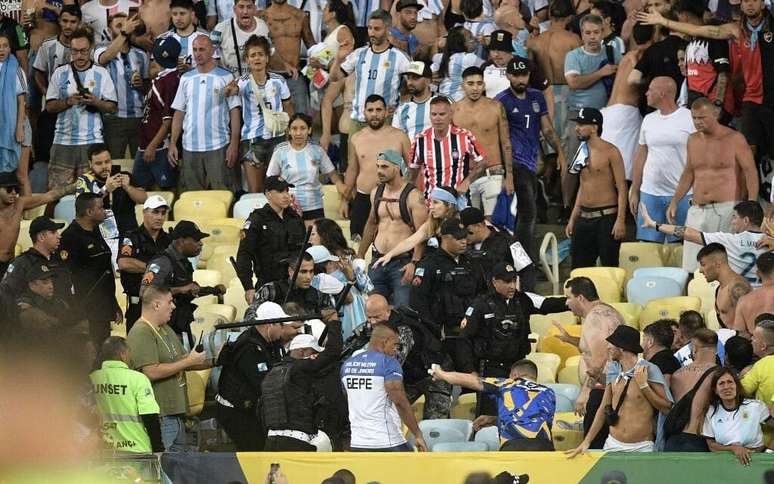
[373,183,415,228]
[663,367,715,438]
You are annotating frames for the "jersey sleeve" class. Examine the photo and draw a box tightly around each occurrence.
[700,231,734,247]
[395,49,412,74]
[225,73,241,109]
[537,91,548,117]
[709,39,730,73]
[171,76,188,112]
[382,355,403,382]
[99,71,118,102]
[752,399,771,424]
[266,150,281,176]
[33,42,48,72]
[135,373,161,415]
[46,67,64,101]
[94,47,107,64]
[701,409,715,438]
[319,146,336,174]
[340,49,358,75]
[408,134,423,169]
[564,50,581,76]
[481,377,508,394]
[279,78,291,101]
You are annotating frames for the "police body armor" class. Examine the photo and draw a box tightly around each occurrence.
[161,252,197,336]
[439,263,479,336]
[216,332,265,411]
[390,307,446,382]
[475,297,530,364]
[260,358,316,435]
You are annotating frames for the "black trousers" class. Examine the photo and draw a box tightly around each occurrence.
[264,435,316,452]
[584,388,609,450]
[514,166,537,292]
[478,363,510,417]
[664,432,709,452]
[349,191,371,238]
[125,302,141,334]
[217,403,266,451]
[571,211,621,269]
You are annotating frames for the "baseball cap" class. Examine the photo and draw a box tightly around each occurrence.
[492,261,518,282]
[0,172,20,188]
[506,56,530,76]
[606,325,644,354]
[396,0,423,10]
[402,60,432,78]
[440,219,468,239]
[306,245,340,263]
[143,194,169,210]
[29,216,65,240]
[488,30,513,52]
[571,107,604,126]
[254,301,290,320]
[460,207,485,227]
[377,149,404,166]
[288,333,324,352]
[28,264,56,281]
[152,36,181,69]
[170,220,209,240]
[264,175,295,193]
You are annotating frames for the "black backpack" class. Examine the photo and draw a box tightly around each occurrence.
[663,367,715,438]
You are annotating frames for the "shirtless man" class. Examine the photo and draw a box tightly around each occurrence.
[602,23,652,182]
[0,173,74,275]
[357,151,428,306]
[453,66,513,216]
[140,0,173,40]
[566,325,671,455]
[665,328,717,451]
[735,252,774,337]
[565,108,627,269]
[343,94,411,240]
[558,276,623,449]
[668,97,759,272]
[695,244,751,333]
[261,0,315,115]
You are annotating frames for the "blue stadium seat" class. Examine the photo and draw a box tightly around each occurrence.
[633,267,690,291]
[625,276,683,306]
[53,195,76,224]
[474,425,501,451]
[432,441,488,452]
[545,383,581,405]
[554,395,574,413]
[408,419,473,450]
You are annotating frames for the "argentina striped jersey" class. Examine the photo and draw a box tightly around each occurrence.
[238,73,291,141]
[341,45,410,122]
[95,46,149,118]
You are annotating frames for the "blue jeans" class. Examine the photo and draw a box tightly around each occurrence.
[351,442,413,452]
[286,77,310,116]
[636,192,690,242]
[369,251,411,307]
[133,148,178,189]
[160,415,188,452]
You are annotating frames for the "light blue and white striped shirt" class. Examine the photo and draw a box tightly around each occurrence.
[171,66,241,152]
[352,0,379,28]
[267,142,336,212]
[46,63,117,145]
[392,97,431,141]
[95,46,149,118]
[341,46,411,122]
[238,73,291,141]
[32,37,70,82]
[433,52,484,101]
[159,29,210,66]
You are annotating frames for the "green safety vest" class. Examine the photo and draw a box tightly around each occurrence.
[90,360,160,453]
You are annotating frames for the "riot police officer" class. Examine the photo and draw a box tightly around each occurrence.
[215,302,287,451]
[245,252,334,320]
[140,220,207,346]
[117,196,172,330]
[460,207,516,282]
[410,219,486,366]
[235,176,305,304]
[457,262,544,416]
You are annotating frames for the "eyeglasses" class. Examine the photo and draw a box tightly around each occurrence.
[70,47,91,55]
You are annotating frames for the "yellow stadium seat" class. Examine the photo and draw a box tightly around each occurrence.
[116,158,134,173]
[173,197,228,222]
[552,412,584,451]
[163,221,176,231]
[529,332,539,354]
[195,303,237,322]
[23,204,45,220]
[199,222,241,246]
[570,267,626,289]
[619,242,665,278]
[206,217,246,229]
[538,335,580,370]
[706,309,721,331]
[558,365,580,385]
[337,219,351,239]
[547,324,582,339]
[224,283,248,321]
[412,395,425,422]
[190,311,229,337]
[589,276,622,303]
[18,220,33,252]
[179,189,234,207]
[147,190,175,206]
[529,311,576,338]
[608,302,644,328]
[664,244,683,268]
[565,355,581,368]
[14,244,20,257]
[207,245,238,282]
[451,393,476,421]
[191,294,218,306]
[688,271,719,316]
[193,269,222,287]
[526,352,561,383]
[638,296,702,328]
[322,184,343,221]
[134,205,144,225]
[185,370,209,416]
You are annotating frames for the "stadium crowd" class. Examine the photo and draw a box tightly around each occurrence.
[3,0,774,470]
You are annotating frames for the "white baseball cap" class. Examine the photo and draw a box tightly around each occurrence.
[254,301,289,320]
[306,245,340,263]
[143,195,169,210]
[288,333,324,352]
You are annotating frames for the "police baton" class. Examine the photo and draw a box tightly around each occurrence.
[228,256,247,291]
[213,312,323,330]
[317,283,352,346]
[283,225,313,305]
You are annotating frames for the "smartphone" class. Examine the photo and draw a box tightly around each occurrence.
[269,463,280,484]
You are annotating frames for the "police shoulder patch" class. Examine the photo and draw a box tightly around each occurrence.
[414,267,425,277]
[148,263,161,274]
[243,220,251,230]
[465,306,474,316]
[122,237,133,246]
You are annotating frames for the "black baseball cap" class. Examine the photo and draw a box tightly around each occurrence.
[152,36,181,69]
[492,261,518,282]
[0,172,20,189]
[171,220,210,240]
[460,207,485,227]
[571,107,604,126]
[396,0,424,11]
[488,30,513,52]
[506,56,530,76]
[440,219,468,239]
[29,216,65,240]
[264,175,295,193]
[28,264,56,282]
[606,325,644,354]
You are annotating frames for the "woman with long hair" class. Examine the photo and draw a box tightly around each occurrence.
[267,113,346,227]
[238,34,294,193]
[373,185,464,267]
[703,368,774,465]
[432,26,482,101]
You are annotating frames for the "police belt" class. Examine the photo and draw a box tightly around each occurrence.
[268,429,314,443]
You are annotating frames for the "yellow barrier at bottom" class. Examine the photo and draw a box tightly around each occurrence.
[236,451,602,484]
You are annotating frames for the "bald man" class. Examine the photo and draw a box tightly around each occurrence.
[629,76,695,243]
[364,294,452,419]
[671,98,759,272]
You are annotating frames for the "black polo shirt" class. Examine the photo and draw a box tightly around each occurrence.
[118,225,172,297]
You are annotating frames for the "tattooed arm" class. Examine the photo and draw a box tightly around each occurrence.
[729,281,752,312]
[22,182,77,210]
[540,114,567,168]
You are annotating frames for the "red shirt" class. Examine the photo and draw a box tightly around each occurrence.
[138,68,181,150]
[408,124,485,201]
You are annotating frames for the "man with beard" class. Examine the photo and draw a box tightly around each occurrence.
[159,0,209,69]
[213,0,269,76]
[496,57,565,291]
[564,108,627,269]
[454,66,513,217]
[694,244,751,333]
[389,0,420,58]
[343,94,411,240]
[357,150,428,306]
[393,61,433,141]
